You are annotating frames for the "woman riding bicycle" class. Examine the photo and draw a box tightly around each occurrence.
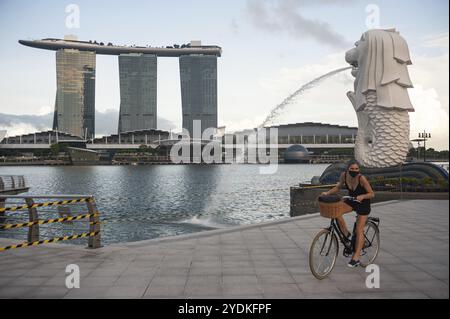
[321,159,375,268]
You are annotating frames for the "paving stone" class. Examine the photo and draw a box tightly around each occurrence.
[221,267,256,275]
[257,274,295,284]
[222,283,262,295]
[113,275,153,287]
[105,285,147,298]
[260,283,303,298]
[150,275,188,286]
[63,286,111,298]
[80,276,119,287]
[189,267,222,276]
[24,287,70,298]
[222,275,259,285]
[0,286,34,298]
[186,275,221,286]
[143,284,185,297]
[0,200,447,299]
[11,276,51,286]
[184,284,222,297]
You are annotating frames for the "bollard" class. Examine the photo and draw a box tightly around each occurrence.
[0,198,4,220]
[87,197,101,248]
[25,198,39,242]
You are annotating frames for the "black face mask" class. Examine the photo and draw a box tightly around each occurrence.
[348,170,359,178]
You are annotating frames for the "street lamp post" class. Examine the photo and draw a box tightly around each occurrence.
[416,140,421,160]
[418,131,431,162]
[411,138,422,161]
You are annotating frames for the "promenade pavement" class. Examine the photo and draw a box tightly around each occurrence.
[0,200,448,299]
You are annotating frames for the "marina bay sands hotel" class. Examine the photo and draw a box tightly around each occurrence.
[19,37,222,139]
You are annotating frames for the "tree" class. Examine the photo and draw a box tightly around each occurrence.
[50,143,60,155]
[50,143,68,156]
[138,145,148,153]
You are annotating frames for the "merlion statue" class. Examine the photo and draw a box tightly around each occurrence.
[318,32,447,184]
[345,29,414,168]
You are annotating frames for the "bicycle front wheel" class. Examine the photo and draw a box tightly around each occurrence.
[360,222,380,267]
[309,229,338,280]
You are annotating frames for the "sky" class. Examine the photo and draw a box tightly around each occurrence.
[0,0,448,150]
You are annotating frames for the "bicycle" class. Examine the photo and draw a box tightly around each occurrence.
[309,195,380,280]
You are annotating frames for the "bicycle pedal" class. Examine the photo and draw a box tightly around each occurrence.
[343,249,352,257]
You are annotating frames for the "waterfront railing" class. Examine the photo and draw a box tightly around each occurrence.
[0,195,101,251]
[0,175,26,192]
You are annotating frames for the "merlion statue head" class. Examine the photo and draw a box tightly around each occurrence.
[345,29,415,168]
[345,28,414,112]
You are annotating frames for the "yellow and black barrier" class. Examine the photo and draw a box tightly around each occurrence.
[0,231,100,252]
[0,213,100,230]
[0,197,93,213]
[0,194,101,249]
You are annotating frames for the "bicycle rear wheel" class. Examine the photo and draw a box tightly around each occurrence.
[360,222,380,267]
[309,229,338,280]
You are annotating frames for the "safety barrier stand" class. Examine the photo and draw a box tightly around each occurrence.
[0,194,101,251]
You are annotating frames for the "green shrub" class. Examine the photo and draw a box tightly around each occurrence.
[422,177,433,186]
[437,178,449,189]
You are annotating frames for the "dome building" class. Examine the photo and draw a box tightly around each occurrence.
[284,144,311,163]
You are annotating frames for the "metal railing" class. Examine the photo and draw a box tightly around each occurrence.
[0,195,101,251]
[0,175,26,191]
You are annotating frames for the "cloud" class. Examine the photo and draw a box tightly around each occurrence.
[95,109,119,136]
[223,116,267,133]
[422,32,449,49]
[246,0,353,48]
[157,117,178,132]
[408,32,449,149]
[0,122,50,138]
[0,113,53,135]
[409,85,449,151]
[0,110,177,138]
[412,32,449,115]
[230,19,239,34]
[221,52,355,132]
[256,51,355,122]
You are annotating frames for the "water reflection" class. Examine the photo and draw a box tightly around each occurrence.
[0,164,327,244]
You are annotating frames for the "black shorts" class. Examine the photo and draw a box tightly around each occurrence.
[344,199,371,216]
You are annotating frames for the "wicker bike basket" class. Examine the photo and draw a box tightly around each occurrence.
[318,199,353,219]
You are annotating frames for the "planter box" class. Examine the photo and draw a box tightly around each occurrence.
[290,186,449,217]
